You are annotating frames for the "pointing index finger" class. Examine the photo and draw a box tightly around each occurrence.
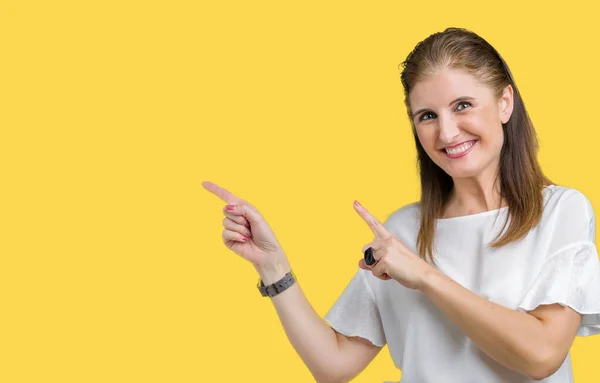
[353,200,391,239]
[202,181,246,205]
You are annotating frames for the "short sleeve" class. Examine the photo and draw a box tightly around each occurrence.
[323,269,386,347]
[517,189,600,336]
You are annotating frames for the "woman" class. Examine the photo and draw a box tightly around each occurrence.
[202,28,600,383]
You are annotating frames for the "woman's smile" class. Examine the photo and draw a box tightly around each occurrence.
[442,140,477,159]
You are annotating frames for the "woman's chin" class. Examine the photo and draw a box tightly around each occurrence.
[444,165,483,180]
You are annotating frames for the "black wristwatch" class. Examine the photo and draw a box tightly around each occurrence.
[257,271,296,297]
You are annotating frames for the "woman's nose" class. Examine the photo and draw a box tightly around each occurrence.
[438,115,460,144]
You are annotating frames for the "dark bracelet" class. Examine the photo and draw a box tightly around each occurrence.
[257,271,296,298]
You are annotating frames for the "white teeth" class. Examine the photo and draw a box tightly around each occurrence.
[445,141,474,155]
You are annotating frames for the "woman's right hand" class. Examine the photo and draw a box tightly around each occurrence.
[202,181,287,268]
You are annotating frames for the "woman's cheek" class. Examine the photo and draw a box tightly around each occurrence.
[417,128,438,152]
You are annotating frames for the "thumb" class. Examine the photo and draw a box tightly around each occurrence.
[358,259,369,270]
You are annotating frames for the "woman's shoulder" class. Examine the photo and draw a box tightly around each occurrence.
[382,201,422,235]
[543,184,595,217]
[540,184,596,247]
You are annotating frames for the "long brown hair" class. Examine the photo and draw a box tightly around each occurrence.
[398,27,552,263]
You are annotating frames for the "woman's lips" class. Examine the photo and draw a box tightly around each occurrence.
[442,140,477,159]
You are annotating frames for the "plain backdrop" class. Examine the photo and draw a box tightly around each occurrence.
[1,1,599,382]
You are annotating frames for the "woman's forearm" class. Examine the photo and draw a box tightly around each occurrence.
[254,259,345,383]
[419,268,561,380]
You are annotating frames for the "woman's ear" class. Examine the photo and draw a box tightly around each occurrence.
[499,84,514,124]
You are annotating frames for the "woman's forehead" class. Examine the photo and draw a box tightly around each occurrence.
[409,69,491,108]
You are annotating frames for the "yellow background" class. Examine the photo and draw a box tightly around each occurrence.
[1,0,599,382]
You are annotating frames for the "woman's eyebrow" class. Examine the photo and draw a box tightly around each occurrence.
[411,96,476,119]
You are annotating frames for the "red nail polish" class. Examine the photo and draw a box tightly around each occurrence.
[354,200,361,207]
[226,205,235,210]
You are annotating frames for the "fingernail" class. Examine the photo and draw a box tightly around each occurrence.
[241,236,248,241]
[226,205,235,210]
[354,200,361,207]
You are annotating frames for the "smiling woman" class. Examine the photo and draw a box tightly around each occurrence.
[203,27,600,383]
[399,29,552,263]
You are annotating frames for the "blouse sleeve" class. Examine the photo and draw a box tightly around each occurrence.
[517,189,600,336]
[323,269,386,347]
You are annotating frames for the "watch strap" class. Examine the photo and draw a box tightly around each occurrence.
[257,271,296,297]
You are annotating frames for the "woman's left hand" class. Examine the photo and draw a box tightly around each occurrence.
[353,200,433,290]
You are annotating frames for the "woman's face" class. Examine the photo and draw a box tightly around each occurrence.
[408,68,513,181]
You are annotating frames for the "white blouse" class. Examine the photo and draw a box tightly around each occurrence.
[324,185,600,383]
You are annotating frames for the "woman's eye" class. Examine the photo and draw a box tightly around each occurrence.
[456,101,471,111]
[420,112,436,121]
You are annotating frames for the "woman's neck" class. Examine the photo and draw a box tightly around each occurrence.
[442,176,506,218]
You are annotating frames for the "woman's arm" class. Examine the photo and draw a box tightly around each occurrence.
[353,200,585,380]
[201,181,381,383]
[256,260,382,383]
[419,268,582,380]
